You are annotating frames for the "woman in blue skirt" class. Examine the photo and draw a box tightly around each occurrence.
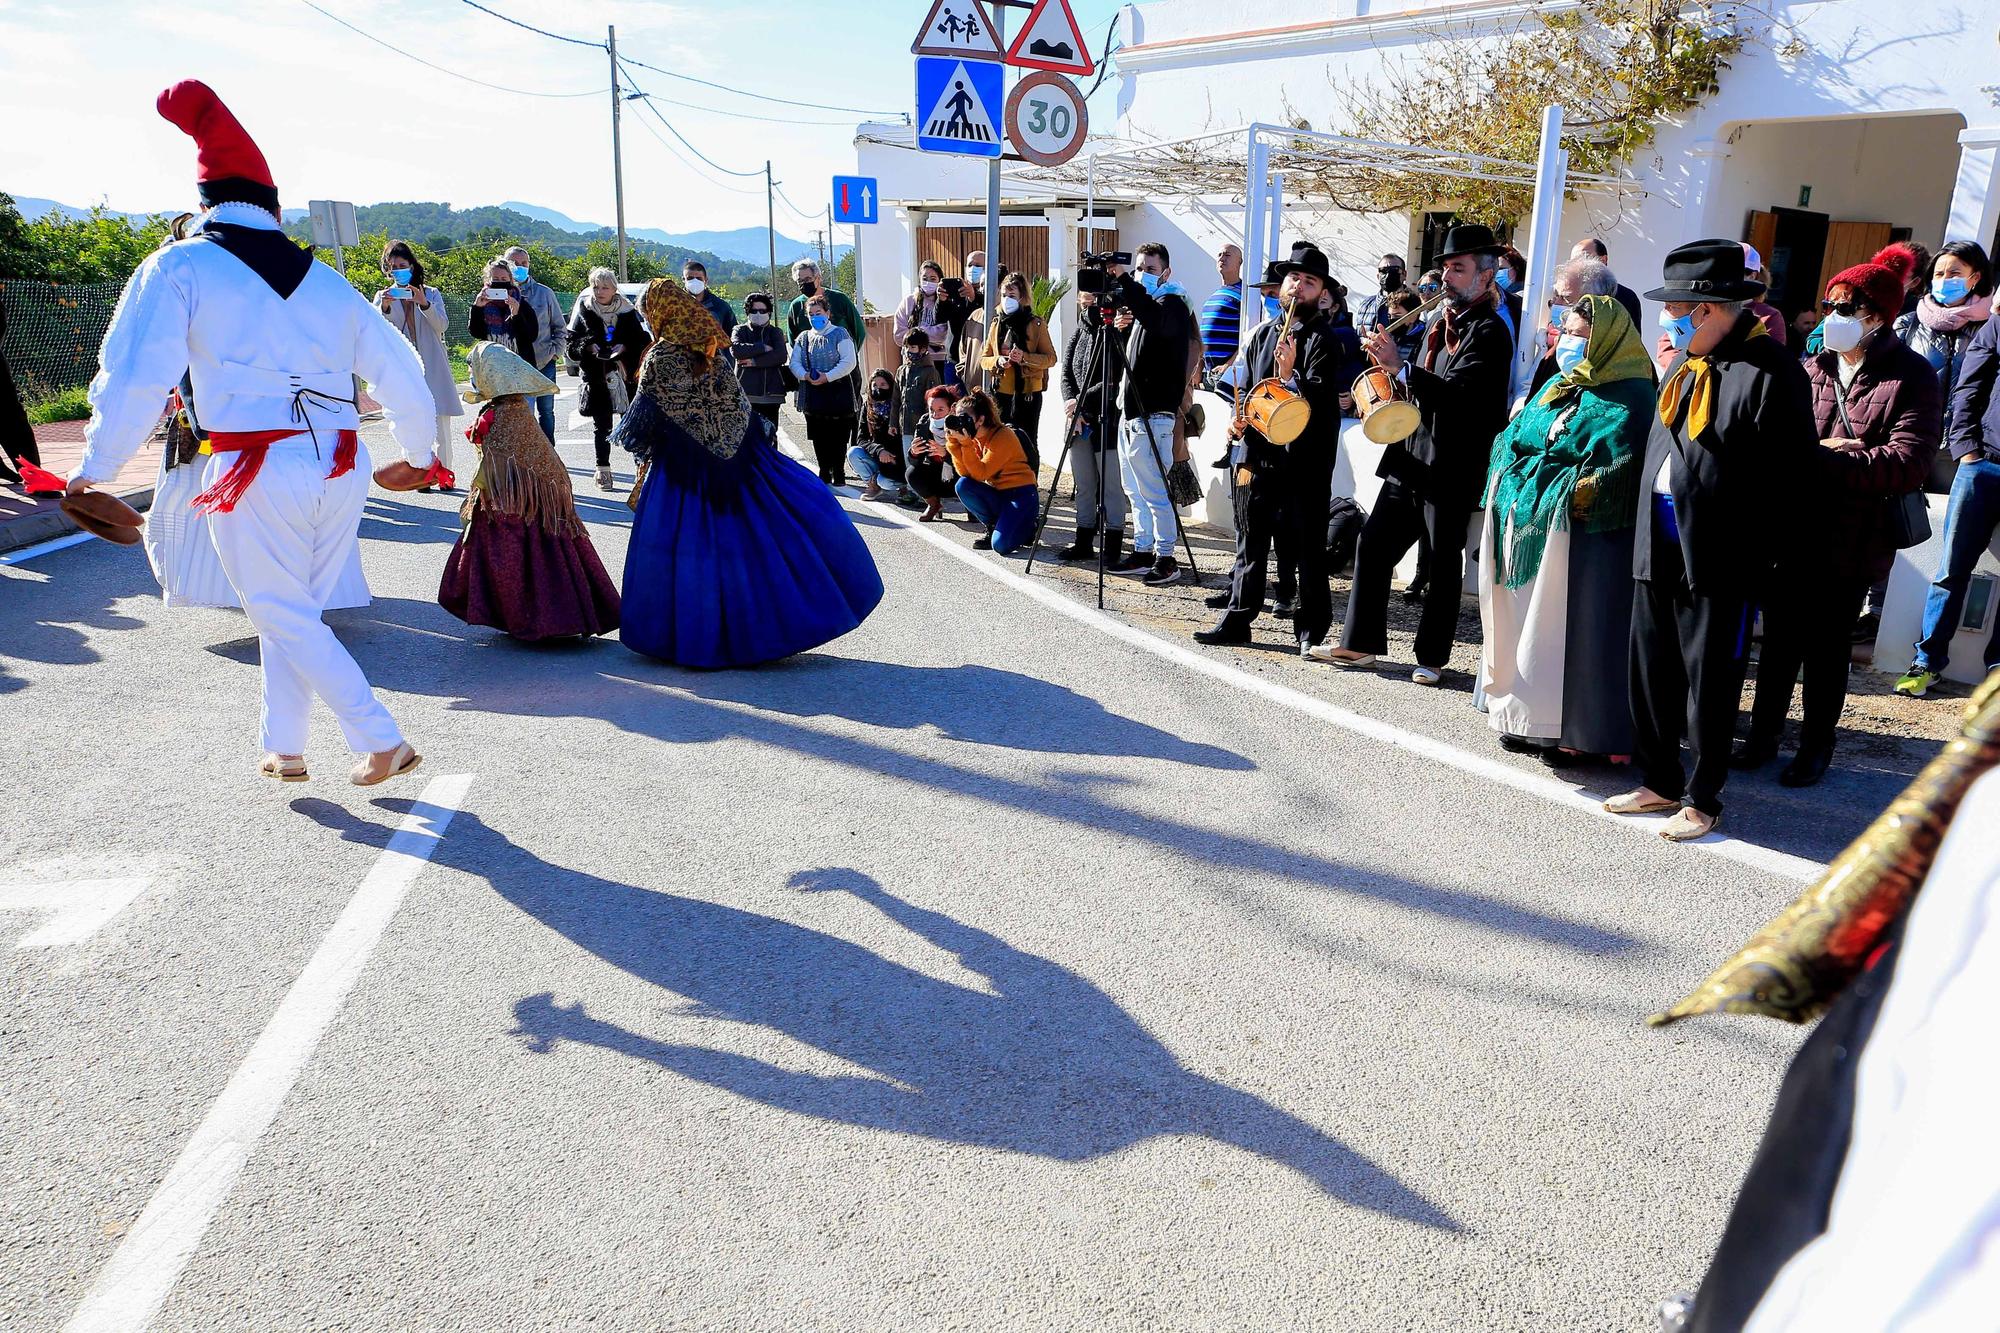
[616,279,884,668]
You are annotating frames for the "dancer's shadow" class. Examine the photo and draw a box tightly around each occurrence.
[0,557,152,691]
[301,796,1459,1228]
[680,658,1255,770]
[358,494,464,545]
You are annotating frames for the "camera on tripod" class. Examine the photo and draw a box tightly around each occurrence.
[1076,250,1133,307]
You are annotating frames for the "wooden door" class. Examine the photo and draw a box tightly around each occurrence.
[917,225,1052,285]
[1745,211,1777,270]
[1820,221,1894,288]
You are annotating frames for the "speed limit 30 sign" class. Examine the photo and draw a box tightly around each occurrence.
[1003,70,1087,168]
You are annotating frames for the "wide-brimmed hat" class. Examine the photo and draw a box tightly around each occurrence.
[1645,239,1768,303]
[1435,224,1506,261]
[1256,260,1287,289]
[1272,246,1332,281]
[461,342,557,403]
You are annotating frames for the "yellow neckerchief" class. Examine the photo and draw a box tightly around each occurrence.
[1657,315,1768,440]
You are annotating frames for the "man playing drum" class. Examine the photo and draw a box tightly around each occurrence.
[1195,246,1345,655]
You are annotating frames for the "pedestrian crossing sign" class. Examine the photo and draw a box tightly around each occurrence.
[915,56,1004,159]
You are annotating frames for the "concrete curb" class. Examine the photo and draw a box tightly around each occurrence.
[0,485,155,556]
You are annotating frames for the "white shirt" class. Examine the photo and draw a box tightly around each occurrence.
[75,202,437,483]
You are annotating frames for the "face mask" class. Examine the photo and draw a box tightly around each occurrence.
[1660,310,1696,351]
[1000,296,1021,315]
[510,265,530,283]
[1137,271,1161,296]
[921,280,940,296]
[1819,311,1867,353]
[810,314,830,333]
[748,312,769,326]
[871,386,891,399]
[1496,269,1517,292]
[1548,303,1568,329]
[390,268,412,286]
[1553,333,1589,376]
[1380,271,1402,293]
[1934,276,1970,306]
[966,266,984,285]
[685,278,706,295]
[799,280,817,297]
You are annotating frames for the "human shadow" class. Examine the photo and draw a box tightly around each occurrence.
[358,494,464,546]
[0,555,153,689]
[677,658,1255,770]
[302,795,1462,1228]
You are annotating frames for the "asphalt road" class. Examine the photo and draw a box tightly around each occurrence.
[1,395,1843,1331]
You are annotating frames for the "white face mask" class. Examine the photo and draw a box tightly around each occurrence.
[1819,311,1867,354]
[1000,296,1021,315]
[921,280,940,295]
[685,278,706,295]
[748,312,769,326]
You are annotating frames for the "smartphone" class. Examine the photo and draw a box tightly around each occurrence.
[483,286,508,300]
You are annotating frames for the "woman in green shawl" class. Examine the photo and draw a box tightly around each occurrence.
[1477,293,1655,764]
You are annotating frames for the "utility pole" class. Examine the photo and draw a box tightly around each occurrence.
[608,25,628,281]
[981,5,1006,393]
[765,161,777,297]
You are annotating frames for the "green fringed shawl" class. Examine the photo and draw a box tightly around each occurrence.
[1486,375,1654,589]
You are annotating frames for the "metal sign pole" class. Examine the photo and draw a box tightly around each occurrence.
[982,6,1007,394]
[1512,104,1567,403]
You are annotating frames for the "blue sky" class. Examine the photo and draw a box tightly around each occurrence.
[0,0,1128,235]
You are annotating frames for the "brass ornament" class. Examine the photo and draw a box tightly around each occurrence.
[1648,666,2000,1027]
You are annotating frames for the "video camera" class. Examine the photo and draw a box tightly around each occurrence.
[1075,250,1133,305]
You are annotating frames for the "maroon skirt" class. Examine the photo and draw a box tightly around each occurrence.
[438,512,621,641]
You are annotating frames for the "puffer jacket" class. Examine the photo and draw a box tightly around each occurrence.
[1895,307,1988,408]
[1798,332,1943,581]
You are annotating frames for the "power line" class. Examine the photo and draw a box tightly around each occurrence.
[772,183,821,225]
[296,1,608,97]
[622,86,863,128]
[455,0,604,49]
[622,101,768,197]
[617,52,905,120]
[617,62,764,178]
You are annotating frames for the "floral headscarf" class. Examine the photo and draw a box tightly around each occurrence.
[641,277,728,363]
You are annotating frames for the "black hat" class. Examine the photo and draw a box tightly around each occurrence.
[1272,245,1331,281]
[1644,239,1768,302]
[1435,224,1505,261]
[1256,260,1287,289]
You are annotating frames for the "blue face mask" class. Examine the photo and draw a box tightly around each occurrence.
[1496,268,1517,292]
[1547,303,1568,330]
[390,268,413,286]
[1660,309,1696,351]
[1553,333,1589,376]
[1137,271,1161,296]
[1934,276,1970,306]
[510,265,530,283]
[810,314,831,333]
[966,266,984,285]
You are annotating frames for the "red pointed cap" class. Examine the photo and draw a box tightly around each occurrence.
[156,80,279,212]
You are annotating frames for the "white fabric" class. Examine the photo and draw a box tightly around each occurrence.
[76,202,437,484]
[202,436,400,756]
[1477,501,1569,741]
[1743,770,2000,1332]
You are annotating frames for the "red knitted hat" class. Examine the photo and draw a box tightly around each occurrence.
[1828,245,1912,319]
[156,80,279,214]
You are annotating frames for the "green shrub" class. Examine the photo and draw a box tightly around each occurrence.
[25,383,90,424]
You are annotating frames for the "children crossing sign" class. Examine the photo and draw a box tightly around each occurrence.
[914,57,1004,159]
[910,0,1004,61]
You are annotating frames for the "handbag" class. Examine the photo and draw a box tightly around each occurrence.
[604,371,630,416]
[1833,387,1930,550]
[1166,457,1203,508]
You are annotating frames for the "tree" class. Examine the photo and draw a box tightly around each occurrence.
[0,192,172,284]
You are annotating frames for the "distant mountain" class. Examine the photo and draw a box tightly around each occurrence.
[501,200,842,267]
[16,195,307,225]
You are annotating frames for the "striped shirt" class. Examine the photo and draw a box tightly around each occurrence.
[1199,281,1244,366]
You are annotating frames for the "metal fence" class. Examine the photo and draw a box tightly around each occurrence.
[1,280,123,406]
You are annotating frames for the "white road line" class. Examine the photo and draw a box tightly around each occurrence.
[0,878,153,949]
[0,530,95,566]
[63,774,475,1333]
[780,429,1824,883]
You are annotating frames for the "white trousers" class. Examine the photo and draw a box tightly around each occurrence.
[205,439,403,757]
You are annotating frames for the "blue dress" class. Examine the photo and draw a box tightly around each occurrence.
[616,345,883,668]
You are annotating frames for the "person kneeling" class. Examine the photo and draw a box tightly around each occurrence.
[944,390,1038,554]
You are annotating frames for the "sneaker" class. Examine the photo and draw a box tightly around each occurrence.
[859,484,883,500]
[1894,667,1941,698]
[1271,597,1295,619]
[1142,557,1182,587]
[1411,665,1443,686]
[973,533,994,551]
[1107,551,1154,575]
[595,467,615,491]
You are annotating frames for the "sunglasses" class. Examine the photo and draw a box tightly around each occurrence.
[1820,299,1868,317]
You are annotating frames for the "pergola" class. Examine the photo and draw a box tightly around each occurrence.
[1070,111,1639,398]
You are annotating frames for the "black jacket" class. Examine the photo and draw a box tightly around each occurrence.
[1946,314,2000,465]
[1239,308,1343,477]
[1114,274,1195,418]
[1382,297,1514,510]
[1613,283,1643,330]
[468,293,538,353]
[1634,312,1818,593]
[1062,308,1124,436]
[566,306,649,386]
[730,322,791,405]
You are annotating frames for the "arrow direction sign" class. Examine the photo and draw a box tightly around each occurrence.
[832,175,880,226]
[0,877,151,949]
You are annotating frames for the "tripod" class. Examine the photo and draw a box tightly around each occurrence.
[1025,302,1120,608]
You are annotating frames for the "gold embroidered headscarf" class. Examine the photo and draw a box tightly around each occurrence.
[641,278,728,364]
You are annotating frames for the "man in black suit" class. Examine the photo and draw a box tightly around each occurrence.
[1195,246,1345,655]
[1321,224,1514,683]
[1604,239,1816,842]
[1570,236,1644,328]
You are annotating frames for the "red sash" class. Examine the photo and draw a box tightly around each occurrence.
[192,428,358,514]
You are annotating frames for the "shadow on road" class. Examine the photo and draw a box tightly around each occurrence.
[303,793,1464,1228]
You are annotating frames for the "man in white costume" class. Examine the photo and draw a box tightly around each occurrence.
[66,80,437,785]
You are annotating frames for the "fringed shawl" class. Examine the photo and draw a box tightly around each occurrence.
[461,397,584,538]
[1485,374,1653,590]
[614,341,768,506]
